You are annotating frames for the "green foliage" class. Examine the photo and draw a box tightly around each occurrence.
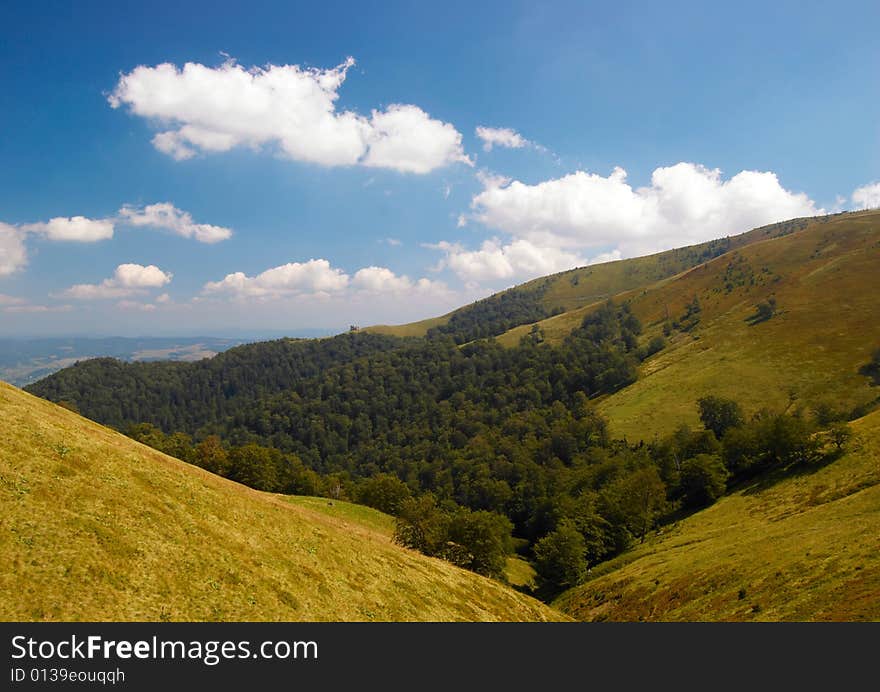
[355,473,412,515]
[637,335,667,361]
[678,454,729,508]
[393,498,513,578]
[427,279,563,344]
[193,435,230,476]
[394,495,449,557]
[445,510,514,578]
[722,411,820,478]
[599,466,668,545]
[698,396,745,439]
[534,519,588,591]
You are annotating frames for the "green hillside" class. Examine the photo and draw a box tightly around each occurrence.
[17,210,880,621]
[0,381,564,621]
[493,210,880,440]
[554,408,880,621]
[364,216,812,341]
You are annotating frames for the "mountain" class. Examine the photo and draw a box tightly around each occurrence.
[20,209,880,620]
[495,210,880,439]
[0,381,563,621]
[366,215,813,343]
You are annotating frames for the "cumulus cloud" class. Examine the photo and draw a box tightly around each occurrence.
[109,57,470,174]
[22,216,114,242]
[475,126,528,152]
[852,182,880,210]
[60,263,172,300]
[469,163,822,257]
[361,104,471,173]
[352,266,447,295]
[0,223,28,276]
[203,259,448,301]
[429,238,587,283]
[118,202,232,243]
[203,259,349,299]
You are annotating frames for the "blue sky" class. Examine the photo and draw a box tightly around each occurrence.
[1,0,878,336]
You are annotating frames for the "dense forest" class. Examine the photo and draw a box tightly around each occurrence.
[426,278,564,344]
[27,299,863,595]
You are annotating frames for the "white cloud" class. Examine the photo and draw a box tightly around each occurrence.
[0,223,28,276]
[60,263,173,300]
[203,259,448,301]
[469,163,822,257]
[852,182,880,210]
[118,202,232,243]
[22,216,114,242]
[203,259,349,299]
[362,104,471,174]
[475,126,528,152]
[109,57,470,174]
[429,238,586,283]
[0,293,27,306]
[352,266,448,295]
[156,293,171,304]
[382,237,402,246]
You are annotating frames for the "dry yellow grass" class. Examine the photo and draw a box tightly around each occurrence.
[554,410,880,621]
[363,314,450,338]
[0,381,565,622]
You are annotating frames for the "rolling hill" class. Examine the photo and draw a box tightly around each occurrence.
[0,381,564,621]
[493,210,880,440]
[553,408,880,621]
[18,209,880,622]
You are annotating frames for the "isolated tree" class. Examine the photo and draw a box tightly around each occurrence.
[678,454,729,508]
[534,519,588,591]
[698,396,745,439]
[828,423,852,453]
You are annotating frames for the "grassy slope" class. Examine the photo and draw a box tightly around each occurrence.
[599,211,880,439]
[365,216,808,339]
[554,410,880,621]
[494,211,880,440]
[0,381,564,622]
[364,314,450,338]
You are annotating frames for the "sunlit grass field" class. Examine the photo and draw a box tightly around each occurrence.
[0,381,565,622]
[554,409,880,621]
